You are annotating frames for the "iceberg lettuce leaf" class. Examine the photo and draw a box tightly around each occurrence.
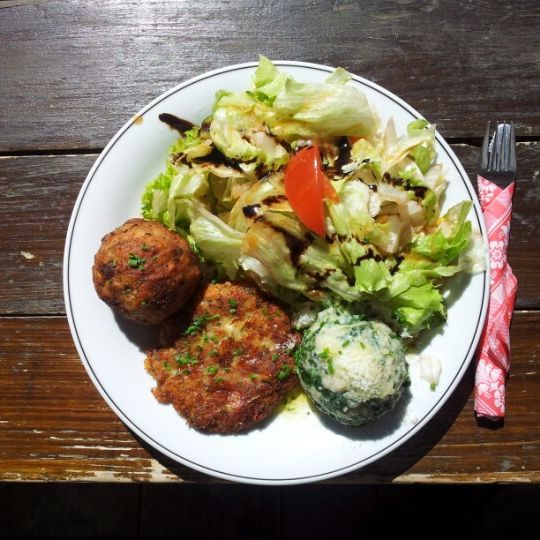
[412,201,472,265]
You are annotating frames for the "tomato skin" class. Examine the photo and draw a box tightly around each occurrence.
[284,146,339,237]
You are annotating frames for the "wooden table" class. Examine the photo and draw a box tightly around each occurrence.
[1,0,539,487]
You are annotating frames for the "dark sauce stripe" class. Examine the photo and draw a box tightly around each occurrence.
[242,204,261,218]
[159,113,195,133]
[354,248,384,266]
[260,218,314,267]
[262,194,288,206]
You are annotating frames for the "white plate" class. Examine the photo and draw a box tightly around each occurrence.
[63,61,489,485]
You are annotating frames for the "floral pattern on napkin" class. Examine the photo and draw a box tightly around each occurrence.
[474,176,517,419]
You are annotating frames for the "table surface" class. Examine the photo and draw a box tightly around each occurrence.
[1,0,539,485]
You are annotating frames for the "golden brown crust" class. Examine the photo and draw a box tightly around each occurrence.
[145,282,300,433]
[92,218,201,325]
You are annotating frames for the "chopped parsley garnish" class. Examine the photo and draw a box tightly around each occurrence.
[249,373,257,381]
[318,348,334,373]
[277,365,292,381]
[342,340,350,348]
[319,348,331,360]
[208,349,218,357]
[206,365,218,375]
[271,353,279,362]
[175,352,198,366]
[228,299,238,314]
[127,253,145,269]
[233,347,245,357]
[214,377,224,383]
[326,357,335,374]
[184,313,220,336]
[430,383,437,391]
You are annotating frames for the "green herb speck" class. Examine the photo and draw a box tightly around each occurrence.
[228,299,238,314]
[184,313,219,336]
[277,365,291,381]
[326,357,335,374]
[175,352,198,366]
[320,348,331,360]
[127,253,145,269]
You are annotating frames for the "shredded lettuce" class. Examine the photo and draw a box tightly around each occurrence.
[412,201,473,265]
[141,162,178,224]
[140,57,482,337]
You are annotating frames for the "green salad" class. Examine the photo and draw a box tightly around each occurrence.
[141,56,480,339]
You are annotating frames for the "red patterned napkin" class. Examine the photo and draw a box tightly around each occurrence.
[474,176,518,419]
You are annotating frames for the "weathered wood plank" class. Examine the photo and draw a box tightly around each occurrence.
[0,313,538,483]
[0,0,539,151]
[1,142,538,315]
[0,154,90,314]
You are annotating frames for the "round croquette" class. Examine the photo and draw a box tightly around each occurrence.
[92,218,201,325]
[145,282,300,433]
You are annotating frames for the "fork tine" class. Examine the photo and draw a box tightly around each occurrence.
[479,120,516,186]
[488,122,499,171]
[509,122,516,174]
[500,123,509,171]
[481,121,490,170]
[496,123,506,171]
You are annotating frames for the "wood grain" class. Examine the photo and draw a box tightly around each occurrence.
[1,0,539,488]
[0,0,539,152]
[0,313,538,483]
[2,143,538,315]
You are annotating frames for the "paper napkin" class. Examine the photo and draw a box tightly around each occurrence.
[474,175,518,419]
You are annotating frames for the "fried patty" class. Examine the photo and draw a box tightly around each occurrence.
[92,218,201,325]
[145,282,300,433]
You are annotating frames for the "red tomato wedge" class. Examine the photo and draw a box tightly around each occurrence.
[284,146,339,237]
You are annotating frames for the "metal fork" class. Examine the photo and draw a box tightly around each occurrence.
[480,121,516,188]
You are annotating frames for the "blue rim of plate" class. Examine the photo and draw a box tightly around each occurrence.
[63,60,489,485]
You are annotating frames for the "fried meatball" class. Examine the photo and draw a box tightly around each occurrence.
[92,218,200,325]
[145,282,300,433]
